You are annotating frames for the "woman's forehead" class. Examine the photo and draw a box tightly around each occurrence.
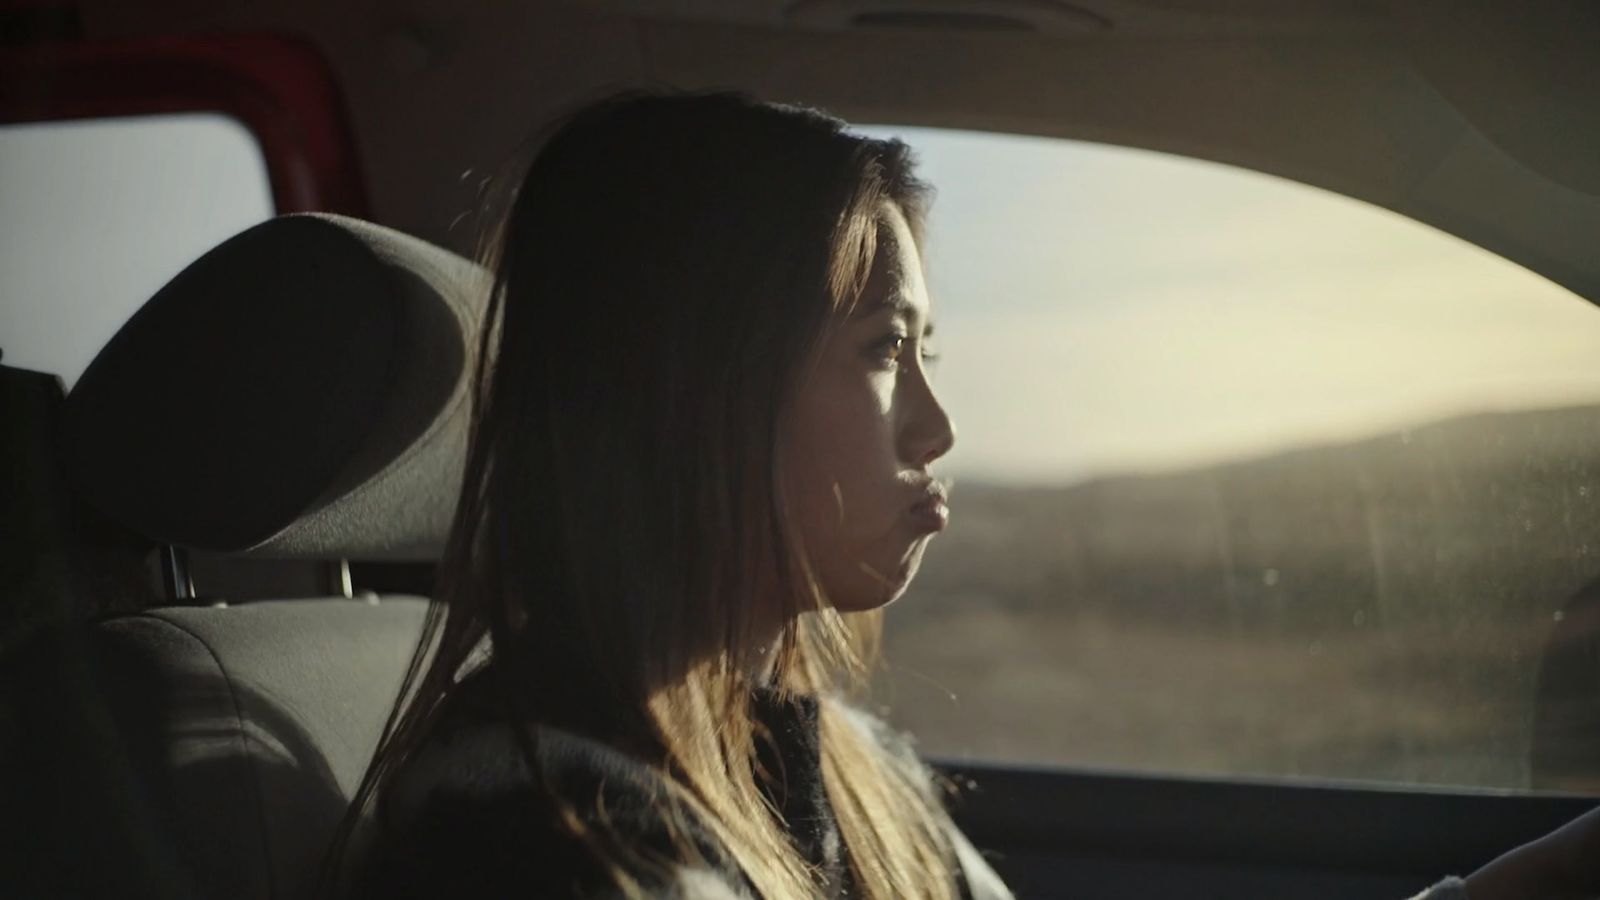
[856,208,929,320]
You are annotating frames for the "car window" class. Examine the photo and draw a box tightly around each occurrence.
[0,113,274,389]
[860,125,1600,795]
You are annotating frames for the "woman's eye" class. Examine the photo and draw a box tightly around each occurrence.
[867,332,941,371]
[870,333,908,367]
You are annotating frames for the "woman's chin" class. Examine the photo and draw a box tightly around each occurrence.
[830,589,901,614]
[830,549,927,612]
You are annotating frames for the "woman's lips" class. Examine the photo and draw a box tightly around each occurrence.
[908,488,950,533]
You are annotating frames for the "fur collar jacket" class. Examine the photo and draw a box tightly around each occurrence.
[351,683,1013,900]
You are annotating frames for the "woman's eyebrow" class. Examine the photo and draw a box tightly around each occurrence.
[851,295,936,337]
[852,294,917,320]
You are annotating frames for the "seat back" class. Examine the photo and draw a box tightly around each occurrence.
[105,599,428,899]
[8,597,428,899]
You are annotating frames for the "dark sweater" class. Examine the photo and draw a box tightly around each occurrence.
[350,683,1011,899]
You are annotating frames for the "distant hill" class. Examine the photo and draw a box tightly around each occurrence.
[904,402,1600,632]
[882,404,1600,787]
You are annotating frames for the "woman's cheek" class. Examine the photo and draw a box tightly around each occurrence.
[786,360,903,566]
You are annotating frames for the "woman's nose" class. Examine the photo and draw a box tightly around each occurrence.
[903,377,956,468]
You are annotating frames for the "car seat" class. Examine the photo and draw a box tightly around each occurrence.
[1,214,488,900]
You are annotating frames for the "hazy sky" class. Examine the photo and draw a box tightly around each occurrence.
[6,116,1597,487]
[858,126,1600,484]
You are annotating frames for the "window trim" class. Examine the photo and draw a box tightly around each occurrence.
[0,33,367,215]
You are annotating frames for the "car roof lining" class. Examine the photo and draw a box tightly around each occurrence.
[59,0,1600,303]
[637,14,1600,300]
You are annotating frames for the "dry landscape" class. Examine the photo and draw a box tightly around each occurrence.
[877,404,1600,793]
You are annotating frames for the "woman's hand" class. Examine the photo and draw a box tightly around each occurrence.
[1462,807,1600,900]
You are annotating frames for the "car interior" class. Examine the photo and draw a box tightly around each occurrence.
[4,1,1600,898]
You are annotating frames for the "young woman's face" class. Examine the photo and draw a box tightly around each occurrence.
[782,203,957,613]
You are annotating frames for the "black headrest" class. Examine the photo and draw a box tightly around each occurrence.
[63,214,488,560]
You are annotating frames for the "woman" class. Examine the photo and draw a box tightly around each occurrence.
[333,91,1596,899]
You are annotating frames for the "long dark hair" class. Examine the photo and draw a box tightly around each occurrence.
[332,90,954,899]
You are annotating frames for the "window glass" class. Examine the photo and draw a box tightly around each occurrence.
[0,114,274,389]
[860,125,1600,794]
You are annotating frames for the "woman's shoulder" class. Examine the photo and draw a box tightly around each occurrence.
[819,695,1016,900]
[820,694,939,794]
[822,695,915,750]
[354,696,749,900]
[382,693,658,822]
